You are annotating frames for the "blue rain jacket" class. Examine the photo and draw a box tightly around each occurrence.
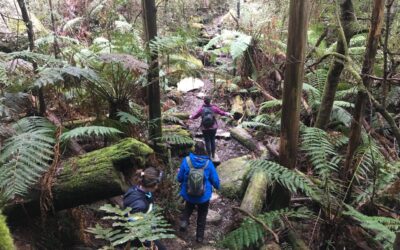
[177,153,220,204]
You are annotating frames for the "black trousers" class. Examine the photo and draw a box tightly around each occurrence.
[202,129,217,157]
[180,201,210,238]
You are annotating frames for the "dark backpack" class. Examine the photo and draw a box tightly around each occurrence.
[186,156,209,196]
[201,106,215,129]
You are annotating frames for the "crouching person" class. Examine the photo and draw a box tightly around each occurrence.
[177,145,220,243]
[123,167,167,250]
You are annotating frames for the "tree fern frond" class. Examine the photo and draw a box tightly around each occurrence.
[87,204,174,247]
[60,126,122,143]
[117,111,141,125]
[221,208,313,250]
[330,105,352,127]
[160,134,194,146]
[305,69,328,94]
[248,160,320,200]
[344,205,399,249]
[162,114,184,125]
[333,100,354,108]
[204,30,252,60]
[259,100,282,112]
[301,127,339,178]
[0,117,55,200]
[63,17,84,32]
[34,66,99,87]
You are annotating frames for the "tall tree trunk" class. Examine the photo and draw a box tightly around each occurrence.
[342,0,385,201]
[142,0,162,145]
[16,0,46,115]
[270,0,310,210]
[315,0,356,129]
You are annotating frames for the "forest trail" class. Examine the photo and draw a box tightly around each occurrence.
[167,73,250,250]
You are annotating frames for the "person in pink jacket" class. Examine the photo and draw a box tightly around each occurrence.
[189,96,233,161]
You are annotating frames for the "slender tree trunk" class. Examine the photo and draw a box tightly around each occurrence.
[270,0,310,210]
[342,0,385,201]
[142,0,162,144]
[382,0,395,108]
[17,0,46,115]
[315,0,356,129]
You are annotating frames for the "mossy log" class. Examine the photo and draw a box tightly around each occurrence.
[168,112,190,120]
[0,212,15,250]
[240,171,268,214]
[218,155,252,199]
[230,126,257,151]
[4,138,153,220]
[231,95,244,119]
[245,98,257,117]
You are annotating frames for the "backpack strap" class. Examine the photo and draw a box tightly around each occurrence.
[186,156,194,170]
[186,156,209,169]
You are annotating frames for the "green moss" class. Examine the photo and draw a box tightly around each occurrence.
[163,125,191,137]
[218,155,252,199]
[54,138,154,202]
[0,212,15,250]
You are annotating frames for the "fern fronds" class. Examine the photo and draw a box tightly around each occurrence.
[344,205,399,249]
[248,160,320,200]
[259,100,282,112]
[160,134,194,146]
[221,208,313,250]
[60,126,122,143]
[301,127,339,178]
[117,111,141,125]
[34,66,99,87]
[0,117,55,200]
[162,114,184,125]
[87,204,174,247]
[204,30,252,60]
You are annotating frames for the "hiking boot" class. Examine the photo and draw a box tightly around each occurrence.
[179,220,188,232]
[196,236,204,243]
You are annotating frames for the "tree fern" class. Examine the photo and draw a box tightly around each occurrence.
[247,160,320,200]
[34,66,99,87]
[301,127,340,178]
[259,100,282,112]
[344,205,400,249]
[60,126,122,143]
[204,30,252,60]
[86,204,174,247]
[221,208,313,250]
[0,117,55,200]
[160,134,194,147]
[117,111,141,125]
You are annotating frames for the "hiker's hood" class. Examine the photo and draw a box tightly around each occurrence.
[189,152,210,168]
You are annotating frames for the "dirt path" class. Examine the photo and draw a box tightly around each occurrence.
[163,71,251,249]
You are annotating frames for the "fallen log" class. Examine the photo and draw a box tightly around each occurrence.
[230,127,269,158]
[240,170,268,215]
[4,138,153,221]
[231,95,244,120]
[230,126,258,151]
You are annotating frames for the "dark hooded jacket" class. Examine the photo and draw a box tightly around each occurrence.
[123,185,153,213]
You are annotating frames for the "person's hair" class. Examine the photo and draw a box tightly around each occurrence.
[194,142,207,155]
[136,167,161,188]
[204,96,211,105]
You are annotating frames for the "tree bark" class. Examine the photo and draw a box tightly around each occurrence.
[142,0,162,144]
[16,0,46,115]
[4,138,153,221]
[272,0,310,209]
[342,0,385,200]
[315,0,356,129]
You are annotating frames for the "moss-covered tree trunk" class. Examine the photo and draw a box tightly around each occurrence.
[0,212,15,250]
[240,171,268,214]
[315,0,356,129]
[342,0,385,201]
[4,138,153,220]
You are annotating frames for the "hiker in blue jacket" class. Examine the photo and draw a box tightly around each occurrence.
[123,167,166,250]
[177,145,220,243]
